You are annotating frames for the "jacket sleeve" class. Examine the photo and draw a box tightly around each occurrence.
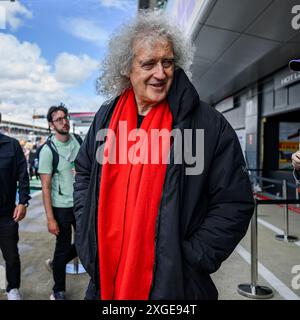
[183,118,255,274]
[74,122,95,222]
[74,105,104,253]
[16,141,31,205]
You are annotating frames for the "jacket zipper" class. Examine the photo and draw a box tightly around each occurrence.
[149,136,176,298]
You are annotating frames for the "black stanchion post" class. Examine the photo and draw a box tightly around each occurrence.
[275,179,299,242]
[251,202,258,288]
[237,199,273,299]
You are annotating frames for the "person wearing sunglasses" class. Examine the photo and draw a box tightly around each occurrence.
[38,104,81,300]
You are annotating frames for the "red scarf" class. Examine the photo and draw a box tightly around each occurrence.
[98,89,172,300]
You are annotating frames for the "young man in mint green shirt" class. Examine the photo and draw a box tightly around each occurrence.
[38,105,81,300]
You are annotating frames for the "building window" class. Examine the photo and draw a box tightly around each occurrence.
[288,81,300,107]
[274,88,287,108]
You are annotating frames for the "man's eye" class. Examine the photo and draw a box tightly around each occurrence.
[162,60,174,68]
[141,62,155,70]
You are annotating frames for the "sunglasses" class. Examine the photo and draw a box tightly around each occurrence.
[52,115,70,124]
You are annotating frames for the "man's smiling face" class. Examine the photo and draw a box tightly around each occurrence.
[129,39,175,109]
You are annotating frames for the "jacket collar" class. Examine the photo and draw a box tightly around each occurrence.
[167,68,200,126]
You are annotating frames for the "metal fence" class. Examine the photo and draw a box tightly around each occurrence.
[237,171,300,299]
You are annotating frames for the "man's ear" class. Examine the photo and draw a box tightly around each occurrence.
[121,65,132,78]
[121,70,130,78]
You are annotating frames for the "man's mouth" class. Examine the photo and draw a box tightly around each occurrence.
[149,82,166,88]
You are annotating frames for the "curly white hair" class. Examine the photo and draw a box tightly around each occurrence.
[96,10,194,98]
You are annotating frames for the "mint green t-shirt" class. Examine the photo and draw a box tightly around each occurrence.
[38,134,81,208]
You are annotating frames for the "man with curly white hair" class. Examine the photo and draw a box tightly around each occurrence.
[74,11,254,300]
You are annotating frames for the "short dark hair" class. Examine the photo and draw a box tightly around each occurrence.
[47,104,68,122]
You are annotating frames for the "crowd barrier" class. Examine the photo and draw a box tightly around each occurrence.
[237,172,300,299]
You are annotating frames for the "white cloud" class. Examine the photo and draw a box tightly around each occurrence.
[0,0,32,31]
[99,0,136,11]
[0,33,102,123]
[64,94,104,113]
[61,17,109,46]
[55,52,99,86]
[0,33,62,94]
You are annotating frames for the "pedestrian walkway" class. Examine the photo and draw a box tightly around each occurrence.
[212,201,300,300]
[0,192,300,300]
[0,192,89,300]
[29,176,41,192]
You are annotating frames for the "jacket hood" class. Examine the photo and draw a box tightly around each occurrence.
[167,68,200,126]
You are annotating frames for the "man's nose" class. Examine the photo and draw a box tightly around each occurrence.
[153,62,167,80]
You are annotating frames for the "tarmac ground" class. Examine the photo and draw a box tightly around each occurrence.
[1,191,300,300]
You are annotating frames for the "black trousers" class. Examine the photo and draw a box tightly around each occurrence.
[52,207,77,293]
[0,216,20,292]
[85,278,100,300]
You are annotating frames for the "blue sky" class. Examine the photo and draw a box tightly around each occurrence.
[0,0,137,126]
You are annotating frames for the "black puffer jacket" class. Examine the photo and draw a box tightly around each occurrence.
[74,69,254,300]
[0,133,30,215]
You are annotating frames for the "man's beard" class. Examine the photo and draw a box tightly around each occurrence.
[56,128,70,135]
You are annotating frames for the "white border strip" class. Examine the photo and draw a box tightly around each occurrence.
[257,218,283,235]
[236,244,300,300]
